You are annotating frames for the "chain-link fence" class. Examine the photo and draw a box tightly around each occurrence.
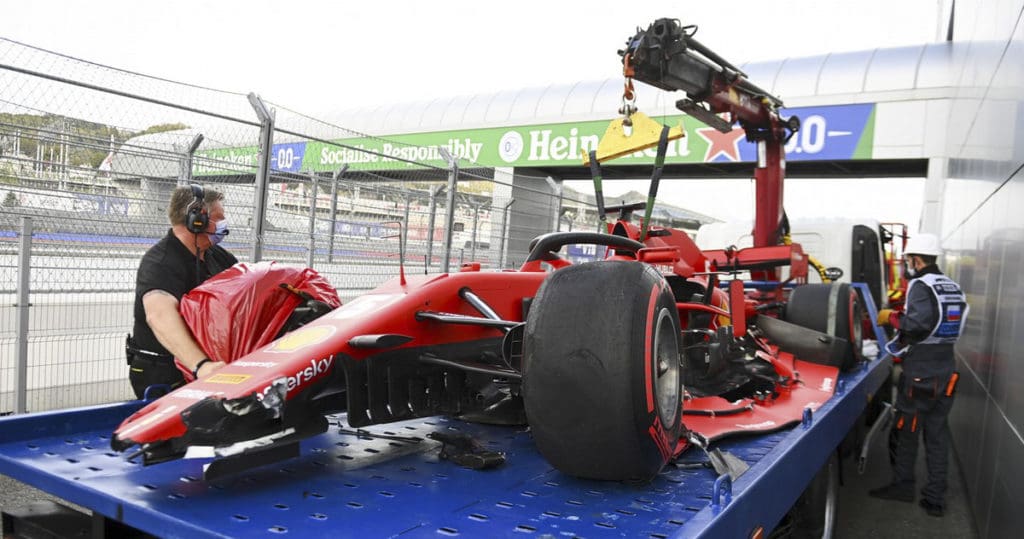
[1,38,630,414]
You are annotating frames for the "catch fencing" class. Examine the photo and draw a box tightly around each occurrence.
[0,37,616,414]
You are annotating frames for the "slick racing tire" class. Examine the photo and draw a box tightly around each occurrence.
[522,261,683,482]
[786,283,864,370]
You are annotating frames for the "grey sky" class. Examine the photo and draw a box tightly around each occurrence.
[4,0,946,113]
[3,0,943,227]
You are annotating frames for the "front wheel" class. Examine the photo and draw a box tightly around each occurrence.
[522,261,683,481]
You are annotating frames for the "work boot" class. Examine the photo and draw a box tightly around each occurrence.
[919,498,944,517]
[868,482,914,502]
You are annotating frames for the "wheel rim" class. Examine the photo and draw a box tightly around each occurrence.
[821,456,839,538]
[653,307,681,426]
[848,291,863,360]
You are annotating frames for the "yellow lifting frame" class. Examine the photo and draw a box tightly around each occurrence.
[581,112,685,166]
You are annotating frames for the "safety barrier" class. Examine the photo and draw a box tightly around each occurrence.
[0,38,607,414]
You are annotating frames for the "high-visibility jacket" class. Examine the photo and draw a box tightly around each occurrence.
[885,269,968,358]
[909,273,969,344]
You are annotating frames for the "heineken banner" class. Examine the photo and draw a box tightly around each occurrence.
[195,103,874,175]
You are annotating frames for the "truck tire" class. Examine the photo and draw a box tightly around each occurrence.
[785,283,864,370]
[771,452,839,538]
[522,261,683,481]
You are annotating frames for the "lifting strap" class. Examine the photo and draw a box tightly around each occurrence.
[587,122,674,238]
[640,125,671,242]
[588,149,606,232]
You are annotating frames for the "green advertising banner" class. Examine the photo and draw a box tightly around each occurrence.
[304,115,699,171]
[195,104,875,175]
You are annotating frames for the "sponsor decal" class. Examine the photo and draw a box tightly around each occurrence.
[270,142,307,173]
[328,293,402,320]
[946,305,962,322]
[736,420,777,430]
[498,131,524,163]
[206,373,251,384]
[260,356,334,396]
[697,126,745,162]
[171,389,214,400]
[316,139,481,166]
[195,147,258,175]
[821,377,834,392]
[647,417,672,461]
[233,361,278,368]
[268,325,336,353]
[318,144,380,165]
[193,103,876,176]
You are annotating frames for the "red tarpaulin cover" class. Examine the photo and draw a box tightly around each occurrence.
[175,261,342,381]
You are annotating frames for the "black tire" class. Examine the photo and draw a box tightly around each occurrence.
[771,452,840,538]
[522,261,683,481]
[785,283,864,370]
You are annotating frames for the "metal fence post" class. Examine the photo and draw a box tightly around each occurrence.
[178,134,204,187]
[426,184,444,270]
[307,172,319,268]
[544,175,563,232]
[469,199,481,262]
[248,93,275,263]
[439,148,458,273]
[499,198,515,269]
[327,165,348,264]
[14,217,32,414]
[402,194,411,259]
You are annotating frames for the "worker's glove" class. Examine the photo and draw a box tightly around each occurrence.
[876,308,897,327]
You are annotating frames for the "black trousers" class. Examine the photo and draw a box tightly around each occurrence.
[891,372,955,506]
[128,354,185,399]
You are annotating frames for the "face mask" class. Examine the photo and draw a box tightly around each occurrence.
[209,220,229,246]
[904,260,917,278]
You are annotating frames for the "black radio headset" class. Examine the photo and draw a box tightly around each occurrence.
[185,184,208,286]
[185,184,209,234]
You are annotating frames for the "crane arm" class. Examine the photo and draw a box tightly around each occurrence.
[620,18,798,139]
[618,18,800,252]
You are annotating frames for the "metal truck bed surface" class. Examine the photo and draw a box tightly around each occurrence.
[0,354,889,538]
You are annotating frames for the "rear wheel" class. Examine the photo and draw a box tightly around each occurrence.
[770,452,840,538]
[522,261,683,481]
[786,283,864,370]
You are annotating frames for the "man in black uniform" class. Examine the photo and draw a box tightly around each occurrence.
[126,184,238,398]
[869,233,969,517]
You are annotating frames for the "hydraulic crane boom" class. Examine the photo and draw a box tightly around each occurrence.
[620,18,800,254]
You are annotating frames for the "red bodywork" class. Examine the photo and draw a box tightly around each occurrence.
[113,215,839,467]
[114,269,546,448]
[113,18,845,471]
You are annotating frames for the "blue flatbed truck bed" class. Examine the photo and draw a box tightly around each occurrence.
[0,286,893,538]
[0,359,890,538]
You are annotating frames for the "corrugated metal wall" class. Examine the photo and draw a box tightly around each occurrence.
[944,2,1024,538]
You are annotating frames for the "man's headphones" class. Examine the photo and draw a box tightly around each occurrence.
[185,184,209,234]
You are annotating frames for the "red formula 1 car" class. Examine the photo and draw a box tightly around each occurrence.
[112,203,863,483]
[113,18,866,482]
